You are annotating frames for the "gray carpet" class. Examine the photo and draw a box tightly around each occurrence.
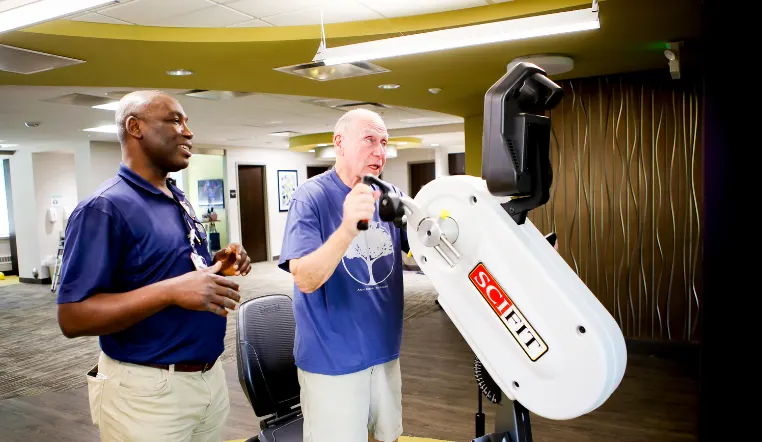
[0,262,439,400]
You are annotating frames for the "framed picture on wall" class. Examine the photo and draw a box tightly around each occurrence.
[198,179,225,208]
[278,169,298,212]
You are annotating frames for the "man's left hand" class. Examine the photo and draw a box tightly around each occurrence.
[213,243,252,276]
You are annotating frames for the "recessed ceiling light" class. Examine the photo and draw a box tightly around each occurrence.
[428,88,442,94]
[0,144,18,148]
[167,69,194,76]
[316,143,332,147]
[93,101,120,111]
[378,84,400,90]
[430,143,440,146]
[308,149,315,153]
[83,124,118,133]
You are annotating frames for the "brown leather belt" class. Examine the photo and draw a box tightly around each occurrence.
[137,360,216,373]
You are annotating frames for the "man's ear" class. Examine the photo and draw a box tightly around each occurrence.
[333,134,343,156]
[125,116,142,139]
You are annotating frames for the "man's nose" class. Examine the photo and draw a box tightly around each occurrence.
[183,124,193,139]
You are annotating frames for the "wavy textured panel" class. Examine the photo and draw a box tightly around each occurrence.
[532,71,703,342]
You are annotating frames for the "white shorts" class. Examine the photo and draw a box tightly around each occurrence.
[298,358,403,442]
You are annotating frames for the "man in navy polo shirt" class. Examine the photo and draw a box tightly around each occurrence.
[279,109,409,442]
[57,90,252,442]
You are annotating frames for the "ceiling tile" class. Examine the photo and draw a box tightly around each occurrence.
[0,0,34,13]
[97,0,213,24]
[226,18,272,28]
[70,12,134,25]
[158,4,254,28]
[358,0,488,18]
[224,0,322,19]
[264,1,382,26]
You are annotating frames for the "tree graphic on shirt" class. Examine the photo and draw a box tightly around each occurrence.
[345,222,393,285]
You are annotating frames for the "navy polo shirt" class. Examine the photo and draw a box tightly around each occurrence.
[57,163,224,365]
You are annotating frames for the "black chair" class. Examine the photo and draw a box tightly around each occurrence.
[236,294,304,442]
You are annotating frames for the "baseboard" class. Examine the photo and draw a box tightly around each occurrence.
[19,277,51,284]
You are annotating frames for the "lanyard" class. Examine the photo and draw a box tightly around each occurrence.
[170,192,206,255]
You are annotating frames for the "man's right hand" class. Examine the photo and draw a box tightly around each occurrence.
[169,261,241,317]
[341,183,381,236]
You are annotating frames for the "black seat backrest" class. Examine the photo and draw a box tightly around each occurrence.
[236,294,300,418]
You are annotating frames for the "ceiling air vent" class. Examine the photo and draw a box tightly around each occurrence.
[181,90,256,101]
[39,93,114,108]
[274,61,389,82]
[303,98,391,111]
[0,44,85,75]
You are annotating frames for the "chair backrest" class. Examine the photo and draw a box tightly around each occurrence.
[236,294,300,418]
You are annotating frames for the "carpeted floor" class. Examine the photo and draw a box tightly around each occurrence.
[0,261,440,400]
[225,438,447,442]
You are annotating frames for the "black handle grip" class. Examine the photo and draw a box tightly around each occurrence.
[356,175,389,231]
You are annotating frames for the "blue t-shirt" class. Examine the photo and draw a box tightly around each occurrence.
[278,168,406,375]
[57,164,223,365]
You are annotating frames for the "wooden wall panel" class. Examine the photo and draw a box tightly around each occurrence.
[528,72,703,342]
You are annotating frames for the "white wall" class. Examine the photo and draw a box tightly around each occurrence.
[33,152,77,267]
[382,148,437,195]
[225,146,323,259]
[90,141,123,189]
[10,150,40,279]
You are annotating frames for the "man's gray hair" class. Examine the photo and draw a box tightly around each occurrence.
[333,108,382,139]
[114,90,166,143]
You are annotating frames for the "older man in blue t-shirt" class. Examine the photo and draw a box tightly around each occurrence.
[279,108,408,442]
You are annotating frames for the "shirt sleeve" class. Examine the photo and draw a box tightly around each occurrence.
[278,196,323,273]
[57,201,127,304]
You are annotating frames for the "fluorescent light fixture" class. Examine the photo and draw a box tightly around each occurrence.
[167,69,193,76]
[316,143,332,147]
[314,7,599,66]
[83,124,117,133]
[92,101,119,111]
[430,143,440,147]
[0,144,18,148]
[0,0,117,34]
[269,131,298,137]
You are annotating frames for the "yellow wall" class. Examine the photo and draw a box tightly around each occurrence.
[464,115,483,177]
[187,154,227,250]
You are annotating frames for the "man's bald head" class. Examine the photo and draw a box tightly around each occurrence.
[115,90,173,143]
[333,108,384,139]
[115,90,194,174]
[332,108,388,185]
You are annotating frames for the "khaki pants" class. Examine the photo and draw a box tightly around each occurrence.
[298,358,403,442]
[87,351,230,442]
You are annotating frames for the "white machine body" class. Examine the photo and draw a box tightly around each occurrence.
[404,174,627,421]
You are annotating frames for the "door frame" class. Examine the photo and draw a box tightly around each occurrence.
[407,160,436,196]
[234,161,271,262]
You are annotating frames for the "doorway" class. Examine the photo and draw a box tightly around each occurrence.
[237,165,268,263]
[307,165,331,179]
[409,161,435,198]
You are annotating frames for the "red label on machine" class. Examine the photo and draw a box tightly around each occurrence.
[469,263,549,361]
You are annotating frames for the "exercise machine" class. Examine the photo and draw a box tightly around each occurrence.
[236,61,627,442]
[360,61,627,441]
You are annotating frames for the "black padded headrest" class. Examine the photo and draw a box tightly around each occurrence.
[236,294,300,417]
